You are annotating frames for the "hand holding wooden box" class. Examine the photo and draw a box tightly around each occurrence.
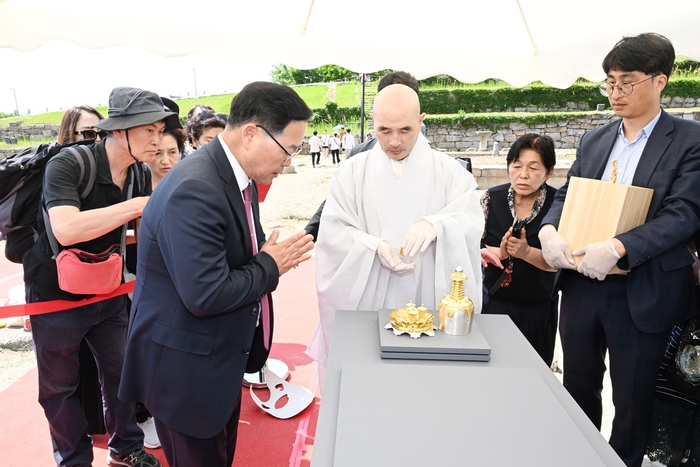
[558,177,653,274]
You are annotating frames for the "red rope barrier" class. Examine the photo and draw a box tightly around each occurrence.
[0,281,135,319]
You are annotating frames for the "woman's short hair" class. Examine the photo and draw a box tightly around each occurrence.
[186,112,227,143]
[57,106,104,143]
[506,133,556,172]
[165,128,187,154]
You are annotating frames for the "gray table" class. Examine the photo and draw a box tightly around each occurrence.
[311,311,625,467]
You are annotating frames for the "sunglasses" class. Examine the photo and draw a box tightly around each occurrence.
[74,129,107,140]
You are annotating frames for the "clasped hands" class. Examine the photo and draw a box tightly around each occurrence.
[539,225,621,281]
[260,229,315,276]
[499,226,529,260]
[376,220,437,276]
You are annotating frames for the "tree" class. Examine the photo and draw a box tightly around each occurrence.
[270,64,356,84]
[271,64,363,85]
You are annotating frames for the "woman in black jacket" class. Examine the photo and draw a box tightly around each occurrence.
[480,133,558,364]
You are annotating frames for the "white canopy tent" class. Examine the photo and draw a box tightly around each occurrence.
[2,0,700,89]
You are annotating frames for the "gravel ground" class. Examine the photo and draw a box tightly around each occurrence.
[0,342,36,393]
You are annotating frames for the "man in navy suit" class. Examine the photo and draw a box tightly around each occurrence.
[539,33,700,467]
[119,82,315,467]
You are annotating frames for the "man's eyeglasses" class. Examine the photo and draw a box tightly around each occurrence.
[74,129,107,141]
[256,125,302,163]
[599,74,659,97]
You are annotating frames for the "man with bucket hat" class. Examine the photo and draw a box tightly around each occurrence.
[22,87,176,466]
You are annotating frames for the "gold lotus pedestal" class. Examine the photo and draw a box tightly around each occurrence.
[385,301,437,338]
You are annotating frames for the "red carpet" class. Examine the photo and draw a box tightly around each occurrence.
[0,257,321,467]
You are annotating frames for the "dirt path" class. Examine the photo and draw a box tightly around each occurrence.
[259,156,337,250]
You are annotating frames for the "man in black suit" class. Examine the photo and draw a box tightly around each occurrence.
[539,33,700,467]
[119,82,315,467]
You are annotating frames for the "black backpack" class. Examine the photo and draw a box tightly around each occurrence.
[0,141,97,263]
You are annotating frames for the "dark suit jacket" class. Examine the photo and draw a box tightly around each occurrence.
[119,137,277,438]
[542,110,700,333]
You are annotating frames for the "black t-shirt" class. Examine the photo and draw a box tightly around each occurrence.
[23,141,151,300]
[481,183,557,304]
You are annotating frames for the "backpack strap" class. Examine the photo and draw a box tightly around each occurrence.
[119,164,137,275]
[64,145,98,199]
[44,149,137,271]
[44,145,97,259]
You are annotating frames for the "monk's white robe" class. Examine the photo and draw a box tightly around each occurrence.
[308,137,484,367]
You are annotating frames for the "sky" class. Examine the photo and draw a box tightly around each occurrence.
[0,41,274,115]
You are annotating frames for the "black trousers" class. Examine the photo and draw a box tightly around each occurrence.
[331,149,340,164]
[28,291,143,466]
[311,152,320,166]
[154,390,242,467]
[560,273,671,467]
[77,339,106,434]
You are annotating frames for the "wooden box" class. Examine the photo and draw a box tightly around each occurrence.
[558,177,653,274]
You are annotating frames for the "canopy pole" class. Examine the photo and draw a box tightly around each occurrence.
[360,73,366,143]
[300,0,316,35]
[516,0,538,54]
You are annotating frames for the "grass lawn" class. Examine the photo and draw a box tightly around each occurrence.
[0,137,54,149]
[1,110,75,126]
[171,95,232,116]
[292,85,330,109]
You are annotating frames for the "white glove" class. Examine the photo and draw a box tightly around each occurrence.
[403,220,437,257]
[377,241,415,276]
[538,225,576,270]
[573,239,621,281]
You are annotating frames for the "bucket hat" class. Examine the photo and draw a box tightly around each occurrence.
[96,87,182,131]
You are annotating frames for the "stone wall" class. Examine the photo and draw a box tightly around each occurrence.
[3,108,700,160]
[427,110,700,152]
[486,95,700,113]
[471,165,570,190]
[662,95,700,109]
[1,122,59,145]
[0,122,60,160]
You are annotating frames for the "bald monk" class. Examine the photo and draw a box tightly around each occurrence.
[309,84,486,374]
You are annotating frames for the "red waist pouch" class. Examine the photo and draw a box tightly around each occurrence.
[55,244,122,295]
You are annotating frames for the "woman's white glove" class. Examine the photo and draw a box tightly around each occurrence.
[377,241,415,276]
[402,220,437,257]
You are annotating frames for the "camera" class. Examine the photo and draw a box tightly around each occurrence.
[511,219,526,239]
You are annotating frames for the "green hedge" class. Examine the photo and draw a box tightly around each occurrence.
[419,78,700,114]
[315,77,700,120]
[418,84,604,113]
[664,79,700,98]
[674,59,700,74]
